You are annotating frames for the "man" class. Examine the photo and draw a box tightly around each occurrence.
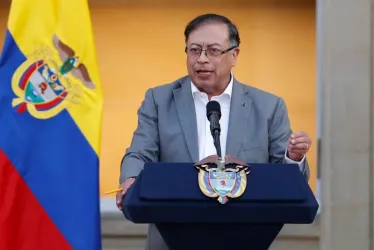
[116,13,312,250]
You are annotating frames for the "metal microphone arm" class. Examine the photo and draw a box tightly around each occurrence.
[209,112,222,158]
[213,130,222,158]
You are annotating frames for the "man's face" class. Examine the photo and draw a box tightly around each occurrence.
[186,23,239,94]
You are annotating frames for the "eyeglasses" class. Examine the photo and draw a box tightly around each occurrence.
[185,45,237,58]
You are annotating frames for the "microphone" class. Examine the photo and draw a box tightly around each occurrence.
[206,100,222,158]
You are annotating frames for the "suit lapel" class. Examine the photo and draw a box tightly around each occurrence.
[226,79,252,158]
[173,77,199,162]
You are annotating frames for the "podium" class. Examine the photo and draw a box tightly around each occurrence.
[123,162,319,250]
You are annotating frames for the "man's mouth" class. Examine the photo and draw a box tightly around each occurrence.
[196,70,213,76]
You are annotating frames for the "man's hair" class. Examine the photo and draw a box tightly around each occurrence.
[184,13,241,47]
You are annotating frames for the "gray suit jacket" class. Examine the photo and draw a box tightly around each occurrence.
[120,75,310,250]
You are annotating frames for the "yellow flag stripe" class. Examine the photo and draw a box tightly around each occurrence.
[7,0,103,155]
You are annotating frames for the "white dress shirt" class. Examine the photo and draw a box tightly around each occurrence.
[191,74,305,169]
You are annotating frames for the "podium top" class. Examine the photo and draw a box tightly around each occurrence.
[139,162,307,202]
[123,162,318,224]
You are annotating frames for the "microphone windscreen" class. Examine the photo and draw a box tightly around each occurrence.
[206,100,221,119]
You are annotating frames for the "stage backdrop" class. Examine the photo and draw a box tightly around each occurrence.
[0,0,316,196]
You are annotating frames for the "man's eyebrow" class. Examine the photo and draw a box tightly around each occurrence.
[189,42,223,47]
[207,43,222,47]
[189,43,202,47]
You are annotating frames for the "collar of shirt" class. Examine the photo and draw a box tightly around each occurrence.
[190,74,233,102]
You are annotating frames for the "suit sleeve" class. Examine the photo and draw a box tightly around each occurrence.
[268,97,310,181]
[119,88,160,183]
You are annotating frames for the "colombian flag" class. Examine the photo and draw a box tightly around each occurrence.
[0,0,103,249]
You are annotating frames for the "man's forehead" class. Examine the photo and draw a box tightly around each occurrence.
[187,23,229,44]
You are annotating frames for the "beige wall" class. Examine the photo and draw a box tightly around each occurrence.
[0,1,316,196]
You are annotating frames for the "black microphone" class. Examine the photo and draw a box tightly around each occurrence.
[206,100,222,158]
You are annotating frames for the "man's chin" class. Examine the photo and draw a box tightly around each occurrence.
[193,81,216,90]
[193,75,215,85]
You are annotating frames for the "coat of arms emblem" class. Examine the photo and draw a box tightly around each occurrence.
[195,155,250,204]
[11,34,96,119]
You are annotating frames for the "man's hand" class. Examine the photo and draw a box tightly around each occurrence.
[116,177,136,211]
[287,131,311,161]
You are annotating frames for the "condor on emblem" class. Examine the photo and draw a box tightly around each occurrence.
[11,34,96,119]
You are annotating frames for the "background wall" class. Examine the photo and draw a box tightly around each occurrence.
[0,0,316,196]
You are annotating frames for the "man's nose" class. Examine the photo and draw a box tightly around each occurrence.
[197,50,209,63]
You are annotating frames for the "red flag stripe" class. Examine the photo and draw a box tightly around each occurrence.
[0,150,72,250]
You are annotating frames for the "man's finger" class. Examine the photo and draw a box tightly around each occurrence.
[291,131,307,139]
[289,148,307,154]
[288,147,305,155]
[288,143,307,150]
[116,193,123,211]
[116,185,127,210]
[288,142,309,150]
[288,144,308,153]
[116,202,122,211]
[122,186,128,195]
[290,137,308,145]
[115,178,136,211]
[290,142,309,150]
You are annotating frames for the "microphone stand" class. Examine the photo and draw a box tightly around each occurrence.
[213,130,222,159]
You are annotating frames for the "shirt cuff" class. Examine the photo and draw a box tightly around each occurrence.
[284,149,306,170]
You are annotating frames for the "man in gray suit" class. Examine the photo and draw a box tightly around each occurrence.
[116,13,312,250]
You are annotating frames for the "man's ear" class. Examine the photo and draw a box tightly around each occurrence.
[231,48,240,67]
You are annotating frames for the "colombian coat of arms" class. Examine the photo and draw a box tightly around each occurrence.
[11,34,96,119]
[195,155,250,204]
